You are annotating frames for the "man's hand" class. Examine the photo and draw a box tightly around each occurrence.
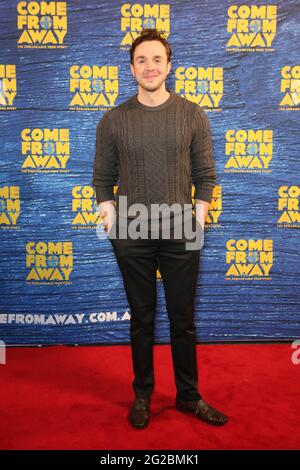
[98,200,116,233]
[195,199,210,231]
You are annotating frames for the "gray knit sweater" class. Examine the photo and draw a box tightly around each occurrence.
[92,90,216,216]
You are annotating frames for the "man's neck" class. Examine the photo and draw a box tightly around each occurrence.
[136,88,170,107]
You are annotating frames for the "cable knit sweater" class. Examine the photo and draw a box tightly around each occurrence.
[92,90,216,217]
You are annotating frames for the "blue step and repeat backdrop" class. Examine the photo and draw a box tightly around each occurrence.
[1,0,299,345]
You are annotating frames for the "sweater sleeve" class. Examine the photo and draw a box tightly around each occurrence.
[92,111,119,204]
[190,105,217,203]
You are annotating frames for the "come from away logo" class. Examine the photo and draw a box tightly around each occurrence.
[175,67,223,110]
[21,128,70,172]
[225,129,273,173]
[17,1,67,48]
[226,239,273,280]
[226,4,277,51]
[120,3,170,49]
[192,185,222,227]
[280,66,300,110]
[72,186,102,229]
[277,186,300,228]
[0,186,21,229]
[69,65,118,111]
[0,65,17,110]
[26,241,73,284]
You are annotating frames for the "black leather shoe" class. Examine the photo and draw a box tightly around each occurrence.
[176,398,228,426]
[129,397,151,429]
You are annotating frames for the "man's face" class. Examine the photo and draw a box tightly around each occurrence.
[130,40,171,92]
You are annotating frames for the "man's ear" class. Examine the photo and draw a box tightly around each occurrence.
[130,63,135,78]
[167,61,172,75]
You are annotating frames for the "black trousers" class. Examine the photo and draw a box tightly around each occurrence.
[109,216,202,402]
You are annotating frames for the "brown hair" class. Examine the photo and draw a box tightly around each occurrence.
[130,28,172,64]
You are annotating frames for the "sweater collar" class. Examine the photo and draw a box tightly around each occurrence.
[132,90,176,111]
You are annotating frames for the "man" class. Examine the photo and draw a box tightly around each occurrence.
[92,29,228,429]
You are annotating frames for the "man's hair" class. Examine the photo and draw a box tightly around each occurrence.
[130,28,172,64]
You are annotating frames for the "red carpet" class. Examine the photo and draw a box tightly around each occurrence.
[0,343,299,450]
